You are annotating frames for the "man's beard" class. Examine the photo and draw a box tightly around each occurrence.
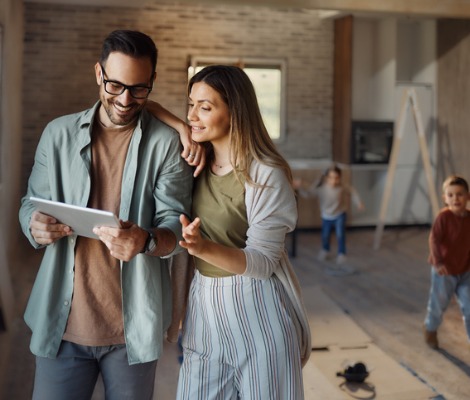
[102,96,145,127]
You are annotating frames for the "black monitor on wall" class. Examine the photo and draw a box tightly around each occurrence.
[351,121,394,164]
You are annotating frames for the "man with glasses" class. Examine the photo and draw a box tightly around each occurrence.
[19,30,193,399]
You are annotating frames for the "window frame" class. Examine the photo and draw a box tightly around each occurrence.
[188,56,287,142]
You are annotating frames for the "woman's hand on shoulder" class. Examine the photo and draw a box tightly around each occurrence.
[145,100,206,177]
[179,125,206,177]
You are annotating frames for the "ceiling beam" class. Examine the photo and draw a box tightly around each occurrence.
[23,0,470,19]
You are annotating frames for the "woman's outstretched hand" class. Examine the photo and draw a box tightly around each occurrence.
[179,214,204,255]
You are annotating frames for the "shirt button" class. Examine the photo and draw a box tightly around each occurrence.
[64,300,69,306]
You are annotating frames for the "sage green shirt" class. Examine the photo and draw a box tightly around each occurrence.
[18,102,193,364]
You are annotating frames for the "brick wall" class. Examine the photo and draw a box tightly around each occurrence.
[22,2,334,191]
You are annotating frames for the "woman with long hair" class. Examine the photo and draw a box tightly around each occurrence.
[176,65,311,400]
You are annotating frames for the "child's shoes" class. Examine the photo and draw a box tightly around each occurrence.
[317,249,330,261]
[423,326,439,349]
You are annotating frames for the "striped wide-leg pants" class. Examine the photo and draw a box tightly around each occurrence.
[176,271,304,400]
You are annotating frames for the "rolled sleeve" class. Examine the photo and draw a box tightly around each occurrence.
[154,155,193,257]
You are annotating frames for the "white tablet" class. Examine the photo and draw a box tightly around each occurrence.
[30,197,121,239]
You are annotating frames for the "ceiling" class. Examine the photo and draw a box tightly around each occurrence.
[22,0,470,19]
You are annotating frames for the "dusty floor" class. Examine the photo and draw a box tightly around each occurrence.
[290,227,470,399]
[1,227,469,399]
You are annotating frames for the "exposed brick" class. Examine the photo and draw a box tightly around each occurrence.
[21,2,334,191]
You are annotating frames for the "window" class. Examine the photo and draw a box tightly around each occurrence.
[188,56,286,141]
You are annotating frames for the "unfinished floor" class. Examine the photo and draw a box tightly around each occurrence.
[1,227,469,399]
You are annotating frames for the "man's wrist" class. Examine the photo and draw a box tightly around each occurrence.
[140,229,158,254]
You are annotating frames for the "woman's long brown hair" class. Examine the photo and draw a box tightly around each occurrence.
[188,65,293,186]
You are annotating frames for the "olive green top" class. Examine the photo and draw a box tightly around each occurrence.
[192,167,248,277]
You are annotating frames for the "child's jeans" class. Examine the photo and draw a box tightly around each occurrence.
[424,267,470,341]
[321,212,346,255]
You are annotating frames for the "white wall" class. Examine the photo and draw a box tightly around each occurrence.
[352,19,375,120]
[352,18,397,121]
[351,17,436,128]
[349,16,437,226]
[397,19,436,84]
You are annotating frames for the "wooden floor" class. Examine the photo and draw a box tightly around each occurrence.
[291,227,470,399]
[1,227,470,399]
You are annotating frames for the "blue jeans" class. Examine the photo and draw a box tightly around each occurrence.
[321,212,347,255]
[32,341,158,400]
[424,268,470,341]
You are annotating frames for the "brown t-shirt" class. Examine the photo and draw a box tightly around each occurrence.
[428,208,470,275]
[63,119,134,346]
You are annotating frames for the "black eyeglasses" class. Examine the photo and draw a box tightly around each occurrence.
[100,64,153,99]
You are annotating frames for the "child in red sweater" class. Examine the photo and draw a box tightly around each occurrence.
[424,175,470,349]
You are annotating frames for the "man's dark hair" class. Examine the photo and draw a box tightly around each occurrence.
[100,30,158,72]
